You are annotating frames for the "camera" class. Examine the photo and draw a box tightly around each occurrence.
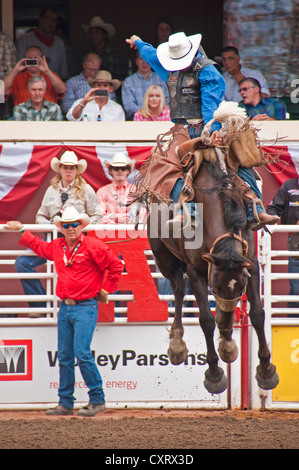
[25,59,38,66]
[94,89,108,97]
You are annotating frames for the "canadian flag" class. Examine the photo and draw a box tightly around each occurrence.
[0,143,152,222]
[1,142,299,223]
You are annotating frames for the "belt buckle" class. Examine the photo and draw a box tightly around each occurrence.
[65,299,76,306]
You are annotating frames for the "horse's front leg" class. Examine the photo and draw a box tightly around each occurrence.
[167,276,188,365]
[215,305,238,363]
[247,267,279,390]
[188,270,228,394]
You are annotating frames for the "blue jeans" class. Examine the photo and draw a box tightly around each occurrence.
[171,168,263,222]
[15,254,47,308]
[288,256,299,312]
[237,167,264,221]
[57,299,105,409]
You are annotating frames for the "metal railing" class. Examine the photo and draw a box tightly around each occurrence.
[0,223,200,321]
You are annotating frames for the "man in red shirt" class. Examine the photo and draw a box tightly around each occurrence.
[5,206,123,416]
[3,45,66,107]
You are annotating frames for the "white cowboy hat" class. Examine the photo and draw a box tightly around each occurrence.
[157,32,202,71]
[82,16,115,39]
[88,70,121,91]
[104,152,135,171]
[53,206,90,230]
[50,151,87,174]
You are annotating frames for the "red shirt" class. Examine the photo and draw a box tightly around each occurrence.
[8,70,64,106]
[19,231,123,301]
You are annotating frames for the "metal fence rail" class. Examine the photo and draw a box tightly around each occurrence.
[0,224,200,320]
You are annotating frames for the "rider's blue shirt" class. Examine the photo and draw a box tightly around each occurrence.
[134,38,226,133]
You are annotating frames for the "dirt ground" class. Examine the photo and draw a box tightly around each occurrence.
[0,408,299,450]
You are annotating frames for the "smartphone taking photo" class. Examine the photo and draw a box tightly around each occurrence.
[25,59,38,66]
[94,89,108,97]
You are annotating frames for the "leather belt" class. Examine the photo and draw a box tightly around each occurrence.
[64,297,97,306]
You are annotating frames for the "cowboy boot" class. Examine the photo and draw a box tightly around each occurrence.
[248,212,280,231]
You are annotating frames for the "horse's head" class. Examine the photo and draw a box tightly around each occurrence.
[202,233,253,312]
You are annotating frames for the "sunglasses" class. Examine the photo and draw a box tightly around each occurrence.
[62,222,81,229]
[111,166,129,171]
[61,165,77,170]
[239,86,255,92]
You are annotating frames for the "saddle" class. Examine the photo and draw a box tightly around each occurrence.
[176,128,264,216]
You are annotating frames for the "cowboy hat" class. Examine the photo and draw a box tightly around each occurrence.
[157,32,202,71]
[82,16,115,39]
[88,70,121,91]
[53,206,90,230]
[50,151,87,174]
[104,152,135,171]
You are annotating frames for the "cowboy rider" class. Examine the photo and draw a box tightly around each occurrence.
[126,32,279,230]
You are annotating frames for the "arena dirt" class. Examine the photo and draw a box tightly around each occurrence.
[0,408,298,449]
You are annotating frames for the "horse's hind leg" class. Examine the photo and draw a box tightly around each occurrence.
[167,270,189,365]
[150,239,188,365]
[247,265,279,390]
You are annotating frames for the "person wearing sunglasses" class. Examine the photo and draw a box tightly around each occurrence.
[5,206,123,416]
[238,77,287,121]
[15,150,102,317]
[96,152,143,224]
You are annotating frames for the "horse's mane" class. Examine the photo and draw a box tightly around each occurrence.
[198,161,247,233]
[196,161,248,271]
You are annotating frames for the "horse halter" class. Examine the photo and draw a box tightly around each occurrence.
[207,233,249,312]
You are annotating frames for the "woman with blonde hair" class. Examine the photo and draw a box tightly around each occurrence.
[133,84,170,121]
[15,150,102,317]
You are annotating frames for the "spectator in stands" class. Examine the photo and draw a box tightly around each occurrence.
[238,78,287,120]
[153,16,174,47]
[12,75,63,121]
[4,45,66,107]
[15,150,102,317]
[267,179,299,313]
[0,31,16,80]
[5,206,123,416]
[221,46,270,102]
[96,152,142,224]
[66,70,125,121]
[16,7,68,79]
[0,31,16,119]
[61,53,101,114]
[122,51,169,120]
[133,84,170,121]
[82,16,127,81]
[97,152,144,316]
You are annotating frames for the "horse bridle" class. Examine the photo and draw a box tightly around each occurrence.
[207,233,249,312]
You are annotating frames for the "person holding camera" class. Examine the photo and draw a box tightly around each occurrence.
[3,45,66,108]
[15,150,102,317]
[66,70,125,121]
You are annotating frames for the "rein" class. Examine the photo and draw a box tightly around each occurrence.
[208,233,248,312]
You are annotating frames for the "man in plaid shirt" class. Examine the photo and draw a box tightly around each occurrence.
[0,32,16,80]
[12,75,63,121]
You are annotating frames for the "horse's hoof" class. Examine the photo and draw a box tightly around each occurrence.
[218,338,238,363]
[167,344,188,365]
[255,363,279,390]
[204,367,228,394]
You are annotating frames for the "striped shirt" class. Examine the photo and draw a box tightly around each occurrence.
[0,33,16,80]
[12,99,64,121]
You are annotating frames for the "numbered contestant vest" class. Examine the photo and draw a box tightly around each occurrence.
[166,56,216,123]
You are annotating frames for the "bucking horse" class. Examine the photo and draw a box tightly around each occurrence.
[133,102,279,395]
